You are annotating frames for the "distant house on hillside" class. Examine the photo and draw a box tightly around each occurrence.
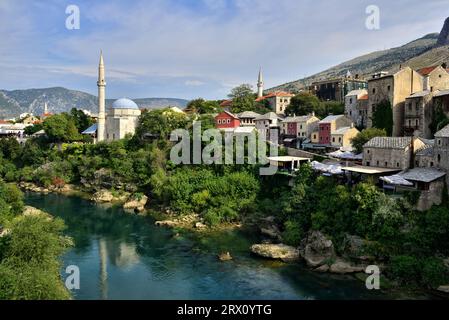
[255,91,294,115]
[318,114,353,146]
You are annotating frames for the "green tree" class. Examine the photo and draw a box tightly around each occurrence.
[43,114,82,142]
[351,128,387,153]
[24,123,44,136]
[430,99,449,136]
[0,138,21,161]
[372,100,393,136]
[228,84,256,113]
[70,108,94,132]
[285,92,323,116]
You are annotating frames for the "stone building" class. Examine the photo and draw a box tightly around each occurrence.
[331,125,359,149]
[256,91,294,115]
[362,136,425,170]
[83,52,141,142]
[434,124,449,176]
[344,89,368,128]
[318,115,353,145]
[281,114,320,139]
[310,76,368,103]
[367,67,423,137]
[403,65,449,138]
[237,111,259,127]
[255,112,283,142]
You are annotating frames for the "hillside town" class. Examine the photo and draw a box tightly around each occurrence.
[2,52,449,214]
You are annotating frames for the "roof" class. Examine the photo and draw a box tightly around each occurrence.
[435,124,449,138]
[82,123,98,135]
[417,66,438,76]
[220,100,233,107]
[283,115,316,123]
[311,161,343,175]
[255,112,282,121]
[256,91,294,102]
[359,94,369,100]
[364,137,413,149]
[237,111,260,119]
[216,110,239,119]
[327,150,363,160]
[380,174,414,186]
[341,166,401,175]
[416,143,434,157]
[268,156,311,163]
[319,114,345,124]
[112,98,139,110]
[406,90,431,99]
[346,89,368,97]
[434,89,449,97]
[400,168,446,183]
[333,126,357,135]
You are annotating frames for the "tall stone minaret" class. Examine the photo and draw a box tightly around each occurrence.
[257,68,264,98]
[44,102,48,115]
[97,51,106,142]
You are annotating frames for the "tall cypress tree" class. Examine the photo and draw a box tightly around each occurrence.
[372,100,394,136]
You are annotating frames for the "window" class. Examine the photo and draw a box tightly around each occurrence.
[377,161,380,166]
[339,137,342,143]
[367,150,370,154]
[416,119,419,126]
[332,137,335,142]
[350,98,353,104]
[217,119,221,124]
[366,161,370,167]
[387,85,391,91]
[385,162,388,167]
[431,162,434,167]
[408,104,412,111]
[438,154,441,162]
[438,139,441,146]
[397,162,400,168]
[372,88,376,94]
[227,119,231,124]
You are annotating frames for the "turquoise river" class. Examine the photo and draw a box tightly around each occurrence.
[25,192,392,300]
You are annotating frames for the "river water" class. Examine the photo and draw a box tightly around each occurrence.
[25,192,389,300]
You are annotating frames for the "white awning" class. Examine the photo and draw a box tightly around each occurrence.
[380,174,414,186]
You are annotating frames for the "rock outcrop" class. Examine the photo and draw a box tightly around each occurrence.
[329,258,365,274]
[342,235,375,262]
[218,252,233,261]
[299,231,335,268]
[251,244,300,262]
[91,189,129,203]
[123,194,148,213]
[437,17,449,46]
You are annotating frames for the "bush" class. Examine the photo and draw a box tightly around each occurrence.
[389,255,421,284]
[282,220,302,246]
[421,257,449,289]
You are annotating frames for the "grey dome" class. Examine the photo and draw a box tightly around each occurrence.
[112,98,139,109]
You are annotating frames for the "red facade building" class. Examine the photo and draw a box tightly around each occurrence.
[215,111,240,129]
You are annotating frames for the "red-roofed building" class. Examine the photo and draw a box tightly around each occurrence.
[219,100,233,109]
[256,91,295,115]
[215,111,240,129]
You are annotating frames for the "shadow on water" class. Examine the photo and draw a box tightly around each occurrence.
[25,192,391,300]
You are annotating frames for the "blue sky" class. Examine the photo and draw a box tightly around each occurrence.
[0,0,448,100]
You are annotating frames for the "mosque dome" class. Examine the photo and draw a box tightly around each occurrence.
[112,98,139,110]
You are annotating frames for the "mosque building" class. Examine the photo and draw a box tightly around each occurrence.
[83,51,141,142]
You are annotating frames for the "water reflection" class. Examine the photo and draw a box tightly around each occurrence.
[25,192,389,300]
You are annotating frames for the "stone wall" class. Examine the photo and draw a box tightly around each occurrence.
[417,179,445,211]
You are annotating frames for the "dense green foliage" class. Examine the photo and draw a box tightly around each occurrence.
[372,100,394,136]
[0,180,71,299]
[185,98,222,114]
[430,99,449,135]
[285,92,344,118]
[351,128,387,154]
[278,165,449,288]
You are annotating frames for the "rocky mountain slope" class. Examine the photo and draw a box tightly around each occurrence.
[269,33,443,93]
[0,87,188,119]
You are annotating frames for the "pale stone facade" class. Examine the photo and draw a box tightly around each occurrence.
[367,68,423,137]
[362,137,425,170]
[331,126,359,149]
[344,89,368,128]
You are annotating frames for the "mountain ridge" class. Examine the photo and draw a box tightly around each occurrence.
[0,87,189,119]
[268,32,447,93]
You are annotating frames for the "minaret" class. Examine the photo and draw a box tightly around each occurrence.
[257,68,264,98]
[43,102,48,115]
[97,50,106,142]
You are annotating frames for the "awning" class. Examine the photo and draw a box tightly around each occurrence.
[380,175,414,186]
[283,138,295,143]
[82,123,97,135]
[311,161,343,175]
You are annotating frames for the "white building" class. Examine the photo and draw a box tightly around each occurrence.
[83,52,141,142]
